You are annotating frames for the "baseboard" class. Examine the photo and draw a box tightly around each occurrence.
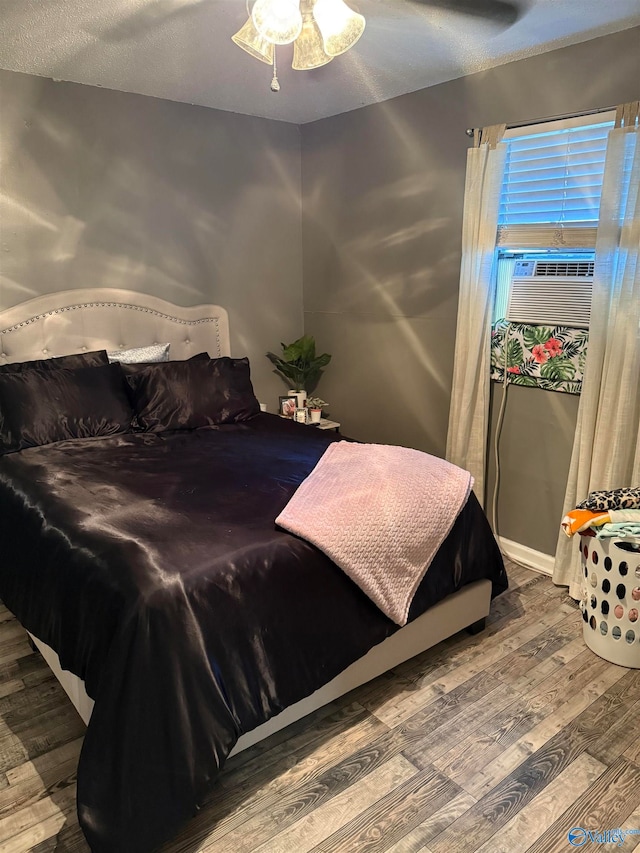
[498,536,554,576]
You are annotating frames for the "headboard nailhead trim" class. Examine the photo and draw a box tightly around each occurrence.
[0,302,222,353]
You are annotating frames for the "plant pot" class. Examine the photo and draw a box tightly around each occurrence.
[309,409,322,424]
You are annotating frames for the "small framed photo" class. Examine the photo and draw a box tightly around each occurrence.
[279,395,297,418]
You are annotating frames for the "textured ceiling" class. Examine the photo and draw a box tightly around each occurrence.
[0,0,638,124]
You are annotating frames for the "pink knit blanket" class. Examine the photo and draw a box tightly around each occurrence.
[276,442,473,625]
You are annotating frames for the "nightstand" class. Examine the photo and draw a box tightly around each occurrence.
[313,418,340,432]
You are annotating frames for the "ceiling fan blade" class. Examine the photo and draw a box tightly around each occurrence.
[408,0,522,25]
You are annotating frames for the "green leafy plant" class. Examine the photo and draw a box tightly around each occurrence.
[306,397,328,410]
[266,335,331,393]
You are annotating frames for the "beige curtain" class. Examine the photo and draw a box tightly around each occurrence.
[553,102,640,598]
[446,124,506,507]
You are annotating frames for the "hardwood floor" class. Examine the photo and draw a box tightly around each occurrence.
[1,561,640,852]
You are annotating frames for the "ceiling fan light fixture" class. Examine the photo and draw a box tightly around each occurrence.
[292,1,333,70]
[251,0,303,45]
[232,0,365,90]
[313,0,365,57]
[231,17,275,64]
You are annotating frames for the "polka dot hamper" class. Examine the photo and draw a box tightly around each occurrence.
[580,534,640,668]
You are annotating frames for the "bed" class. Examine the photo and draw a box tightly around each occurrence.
[0,289,507,853]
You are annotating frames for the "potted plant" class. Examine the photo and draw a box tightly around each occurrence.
[306,397,328,424]
[266,335,331,404]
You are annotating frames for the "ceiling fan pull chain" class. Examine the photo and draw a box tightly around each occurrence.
[270,48,280,92]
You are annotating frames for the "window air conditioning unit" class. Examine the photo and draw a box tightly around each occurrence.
[506,259,594,328]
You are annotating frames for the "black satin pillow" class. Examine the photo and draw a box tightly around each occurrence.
[0,363,134,454]
[127,357,260,432]
[0,349,109,374]
[118,353,211,411]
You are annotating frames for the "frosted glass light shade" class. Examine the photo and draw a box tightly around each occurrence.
[231,17,274,64]
[251,0,303,45]
[313,0,365,56]
[292,5,332,70]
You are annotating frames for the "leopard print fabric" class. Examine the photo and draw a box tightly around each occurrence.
[577,486,640,511]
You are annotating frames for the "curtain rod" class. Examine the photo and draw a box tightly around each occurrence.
[465,105,616,137]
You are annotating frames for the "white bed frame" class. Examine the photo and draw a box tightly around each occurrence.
[0,288,492,755]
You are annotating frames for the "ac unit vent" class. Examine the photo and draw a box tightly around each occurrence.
[534,261,594,278]
[506,260,593,328]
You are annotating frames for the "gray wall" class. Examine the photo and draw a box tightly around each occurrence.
[301,27,640,556]
[1,29,638,556]
[0,70,303,403]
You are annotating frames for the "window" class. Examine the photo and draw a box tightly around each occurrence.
[497,113,615,250]
[492,112,615,328]
[491,112,615,393]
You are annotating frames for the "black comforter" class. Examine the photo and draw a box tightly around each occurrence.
[0,414,506,852]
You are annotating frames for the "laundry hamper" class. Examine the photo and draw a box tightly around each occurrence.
[580,534,640,668]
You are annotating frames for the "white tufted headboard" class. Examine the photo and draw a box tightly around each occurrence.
[0,289,230,364]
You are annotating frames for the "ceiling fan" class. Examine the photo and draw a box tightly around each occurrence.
[406,0,523,27]
[232,0,524,91]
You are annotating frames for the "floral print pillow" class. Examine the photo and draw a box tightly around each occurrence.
[491,321,588,394]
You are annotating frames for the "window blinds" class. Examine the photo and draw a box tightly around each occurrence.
[497,116,615,248]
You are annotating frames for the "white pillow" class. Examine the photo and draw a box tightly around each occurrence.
[107,343,171,364]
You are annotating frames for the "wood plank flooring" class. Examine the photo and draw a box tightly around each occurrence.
[1,561,640,852]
